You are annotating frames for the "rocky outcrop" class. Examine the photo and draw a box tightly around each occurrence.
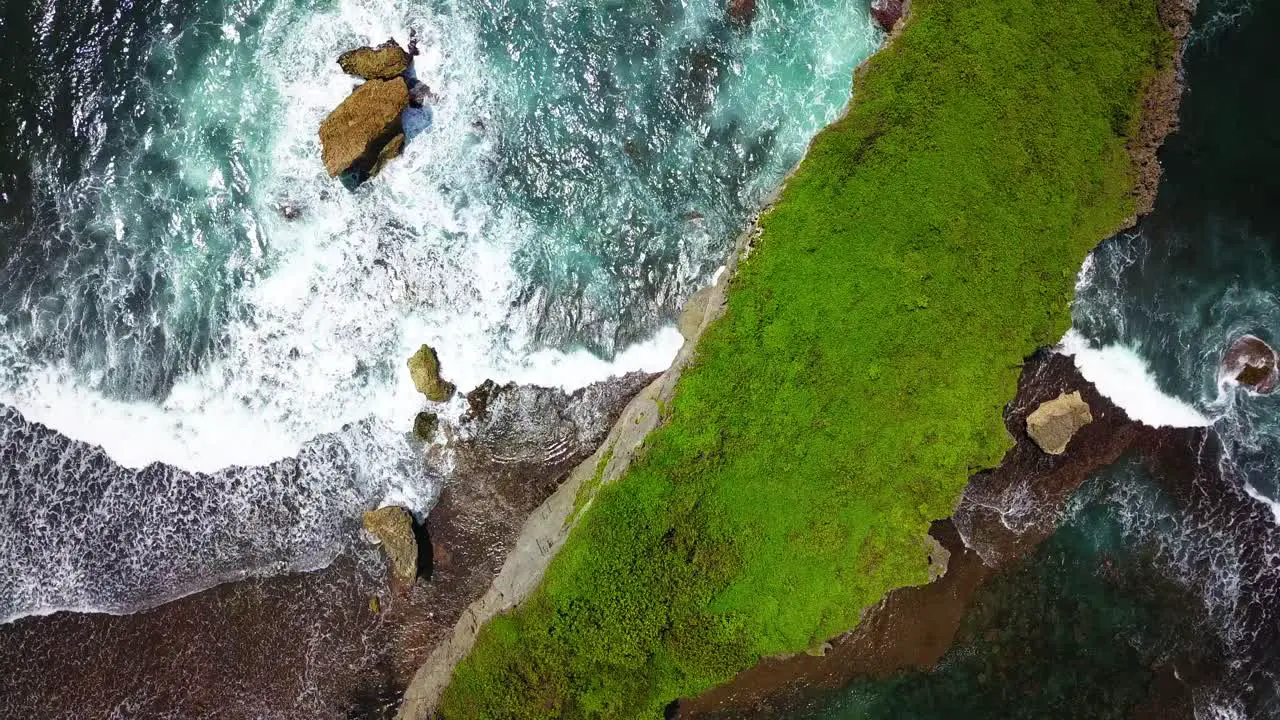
[1223,334,1278,394]
[407,344,456,403]
[363,506,420,585]
[1025,390,1093,455]
[1128,0,1198,217]
[870,0,906,31]
[319,77,408,179]
[338,40,411,81]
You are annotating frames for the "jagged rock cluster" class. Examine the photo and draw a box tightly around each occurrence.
[319,40,412,185]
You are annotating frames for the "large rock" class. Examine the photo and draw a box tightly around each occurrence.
[362,506,419,584]
[318,77,408,179]
[1224,334,1278,394]
[407,344,457,402]
[870,0,905,31]
[1025,390,1093,455]
[338,40,411,81]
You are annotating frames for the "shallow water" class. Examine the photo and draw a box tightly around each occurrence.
[0,0,881,619]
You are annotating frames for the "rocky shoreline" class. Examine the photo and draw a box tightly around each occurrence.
[0,372,653,718]
[667,0,1215,713]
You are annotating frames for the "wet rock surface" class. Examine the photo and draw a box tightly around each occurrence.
[0,372,656,719]
[870,0,905,32]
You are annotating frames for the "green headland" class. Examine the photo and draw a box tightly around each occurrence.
[438,0,1174,716]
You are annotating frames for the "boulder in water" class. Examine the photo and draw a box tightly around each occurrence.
[871,0,905,31]
[1025,390,1093,455]
[337,40,411,81]
[407,344,457,402]
[318,77,409,179]
[414,411,439,440]
[362,506,419,584]
[1224,334,1278,394]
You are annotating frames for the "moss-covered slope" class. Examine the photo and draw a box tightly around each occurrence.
[438,0,1171,716]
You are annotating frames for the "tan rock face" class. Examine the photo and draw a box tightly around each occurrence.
[318,77,408,178]
[338,40,411,81]
[407,344,457,402]
[362,506,419,584]
[1025,390,1093,455]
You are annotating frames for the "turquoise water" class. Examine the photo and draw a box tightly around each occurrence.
[0,0,881,618]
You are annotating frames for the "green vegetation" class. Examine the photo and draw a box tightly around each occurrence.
[440,0,1171,716]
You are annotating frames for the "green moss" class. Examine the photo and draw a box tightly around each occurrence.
[439,0,1171,717]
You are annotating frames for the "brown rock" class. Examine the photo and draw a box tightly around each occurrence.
[318,77,409,178]
[870,0,905,32]
[407,344,457,403]
[1224,334,1278,394]
[1025,390,1093,455]
[337,40,411,81]
[362,506,419,584]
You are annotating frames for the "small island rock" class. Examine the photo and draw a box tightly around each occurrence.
[319,77,409,179]
[1224,334,1278,394]
[362,506,419,584]
[337,40,411,81]
[1025,390,1093,455]
[407,344,457,402]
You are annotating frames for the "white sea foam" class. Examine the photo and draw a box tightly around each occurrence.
[1,0,682,474]
[1057,328,1210,428]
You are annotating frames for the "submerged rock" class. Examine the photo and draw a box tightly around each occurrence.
[319,77,409,179]
[362,506,419,584]
[726,0,757,27]
[870,0,905,31]
[1224,334,1278,394]
[414,411,439,441]
[1025,390,1093,455]
[337,40,411,81]
[407,344,457,403]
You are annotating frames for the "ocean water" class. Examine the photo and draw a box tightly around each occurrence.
[0,0,881,620]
